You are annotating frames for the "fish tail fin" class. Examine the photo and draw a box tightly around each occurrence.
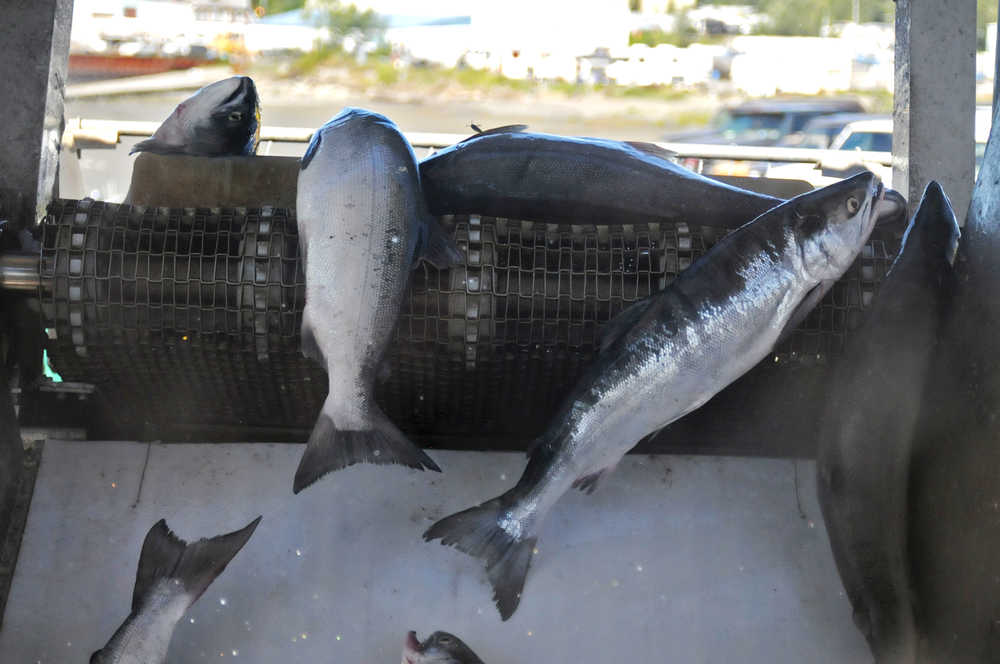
[293,405,440,493]
[424,494,537,620]
[132,516,261,613]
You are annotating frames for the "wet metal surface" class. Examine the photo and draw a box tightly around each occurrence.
[0,442,868,663]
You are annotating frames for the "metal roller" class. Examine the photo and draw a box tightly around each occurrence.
[0,254,41,291]
[33,198,900,445]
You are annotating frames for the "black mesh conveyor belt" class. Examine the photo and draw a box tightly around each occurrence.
[37,199,899,455]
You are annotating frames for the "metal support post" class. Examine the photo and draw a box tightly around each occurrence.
[0,0,74,228]
[893,0,976,221]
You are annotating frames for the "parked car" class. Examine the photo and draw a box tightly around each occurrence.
[829,117,893,152]
[767,113,988,187]
[665,98,867,147]
[777,112,883,149]
[665,97,867,176]
[766,117,892,186]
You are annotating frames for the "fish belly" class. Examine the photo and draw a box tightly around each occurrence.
[298,135,418,427]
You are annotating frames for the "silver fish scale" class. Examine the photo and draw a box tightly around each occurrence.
[297,114,421,429]
[98,580,190,664]
[522,229,809,517]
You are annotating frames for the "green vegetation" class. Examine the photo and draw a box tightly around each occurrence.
[978,0,999,50]
[286,47,535,94]
[252,0,304,16]
[669,109,715,128]
[630,12,700,48]
[753,0,895,36]
[861,88,894,114]
[609,84,693,101]
[309,1,384,44]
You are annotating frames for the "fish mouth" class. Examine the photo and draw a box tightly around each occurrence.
[402,630,422,664]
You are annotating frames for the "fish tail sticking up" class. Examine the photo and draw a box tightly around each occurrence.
[132,516,261,613]
[424,494,537,620]
[293,404,440,494]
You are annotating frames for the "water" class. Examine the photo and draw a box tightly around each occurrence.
[60,84,689,202]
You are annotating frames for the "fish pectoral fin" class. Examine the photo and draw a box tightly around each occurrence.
[299,326,323,364]
[417,218,464,269]
[598,296,655,353]
[775,280,834,348]
[376,360,392,383]
[129,137,178,156]
[572,467,613,494]
[625,141,677,161]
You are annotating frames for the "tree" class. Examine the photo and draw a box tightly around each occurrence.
[755,0,895,36]
[306,1,385,47]
[252,0,306,15]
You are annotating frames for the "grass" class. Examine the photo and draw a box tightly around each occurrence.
[279,46,892,126]
[609,84,694,101]
[283,46,693,101]
[669,109,715,128]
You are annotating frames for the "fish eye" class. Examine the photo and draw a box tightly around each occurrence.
[228,111,243,122]
[846,197,860,214]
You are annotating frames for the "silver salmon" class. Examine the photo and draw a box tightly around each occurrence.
[130,76,261,157]
[403,630,485,664]
[89,516,261,664]
[816,181,959,664]
[419,128,909,228]
[425,172,885,620]
[419,129,783,227]
[293,108,463,493]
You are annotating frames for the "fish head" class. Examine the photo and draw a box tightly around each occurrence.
[873,188,908,227]
[901,180,961,267]
[403,630,485,664]
[790,171,883,280]
[132,76,261,157]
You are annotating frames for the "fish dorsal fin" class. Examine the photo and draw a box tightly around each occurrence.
[599,297,655,353]
[417,218,464,269]
[625,141,677,161]
[132,519,186,613]
[460,124,529,143]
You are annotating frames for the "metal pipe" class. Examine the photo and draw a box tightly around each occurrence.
[62,117,895,166]
[0,253,41,291]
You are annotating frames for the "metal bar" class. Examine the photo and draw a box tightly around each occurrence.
[62,117,895,166]
[0,0,73,227]
[893,0,976,219]
[0,255,41,292]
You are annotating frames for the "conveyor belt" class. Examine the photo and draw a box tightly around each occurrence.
[36,199,900,449]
